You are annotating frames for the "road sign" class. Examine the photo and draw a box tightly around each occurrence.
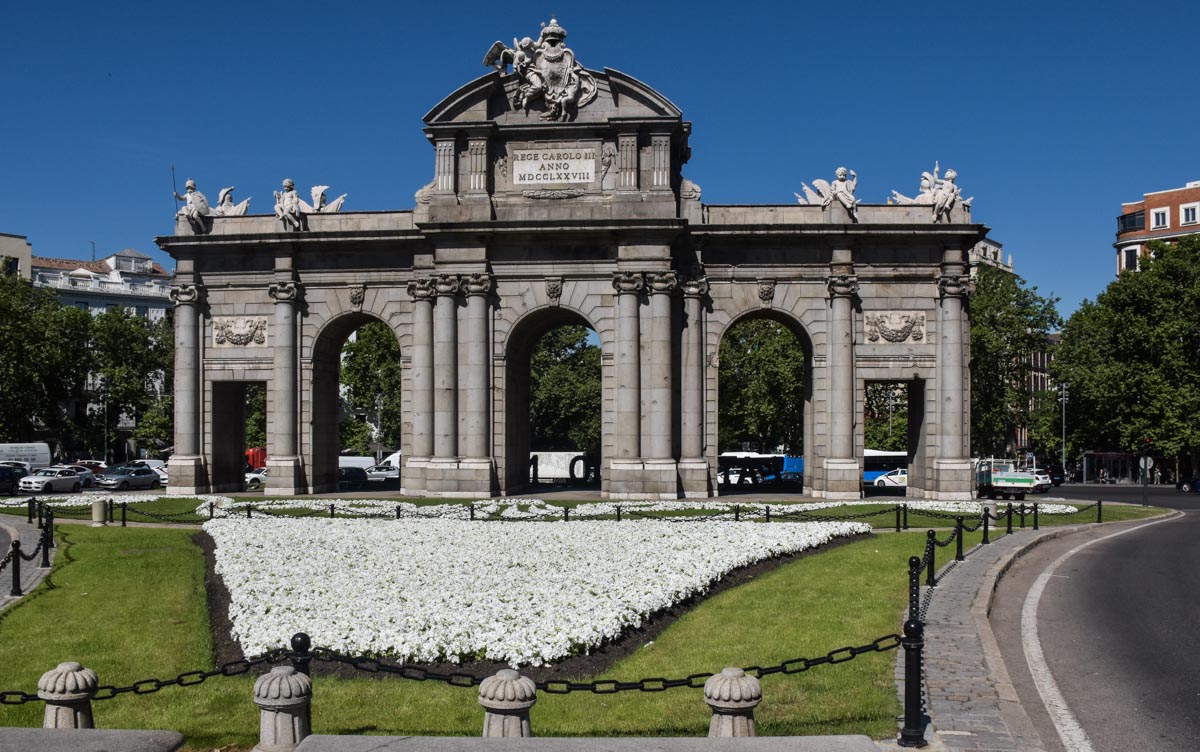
[1139,456,1154,472]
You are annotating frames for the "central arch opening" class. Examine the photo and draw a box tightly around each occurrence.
[504,309,602,496]
[717,312,812,496]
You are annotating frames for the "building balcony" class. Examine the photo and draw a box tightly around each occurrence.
[33,274,171,299]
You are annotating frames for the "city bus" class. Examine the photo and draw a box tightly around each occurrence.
[863,449,908,485]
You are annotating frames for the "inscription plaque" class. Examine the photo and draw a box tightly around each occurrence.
[511,148,596,185]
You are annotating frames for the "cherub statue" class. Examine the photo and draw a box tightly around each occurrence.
[212,186,252,216]
[795,167,860,222]
[931,169,972,222]
[274,179,303,231]
[300,185,346,214]
[890,162,939,206]
[173,179,212,234]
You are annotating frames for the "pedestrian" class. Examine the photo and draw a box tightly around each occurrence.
[1154,468,1161,485]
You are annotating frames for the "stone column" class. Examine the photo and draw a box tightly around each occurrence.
[433,275,461,461]
[935,251,974,498]
[169,283,205,493]
[267,280,303,496]
[704,667,762,737]
[612,272,644,461]
[407,279,435,461]
[252,665,312,752]
[38,661,98,729]
[679,275,710,497]
[645,271,677,461]
[462,274,492,461]
[478,669,536,738]
[825,255,861,497]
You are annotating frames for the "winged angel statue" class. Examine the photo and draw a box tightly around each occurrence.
[484,17,598,122]
[795,167,860,222]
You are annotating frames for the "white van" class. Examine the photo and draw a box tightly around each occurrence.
[337,456,377,470]
[0,443,52,470]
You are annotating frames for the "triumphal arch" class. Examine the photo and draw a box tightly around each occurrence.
[158,19,982,500]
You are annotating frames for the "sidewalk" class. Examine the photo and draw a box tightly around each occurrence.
[0,513,57,612]
[882,526,1074,752]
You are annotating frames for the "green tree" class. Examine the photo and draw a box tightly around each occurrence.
[864,382,908,452]
[1053,237,1200,471]
[340,322,403,449]
[0,275,90,442]
[969,265,1062,456]
[88,307,173,458]
[243,383,267,448]
[529,325,601,454]
[718,319,806,453]
[339,417,375,456]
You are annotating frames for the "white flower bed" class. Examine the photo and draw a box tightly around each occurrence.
[206,517,869,666]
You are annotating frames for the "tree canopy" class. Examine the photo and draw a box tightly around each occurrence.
[339,321,404,450]
[1053,237,1200,468]
[969,265,1062,457]
[528,325,601,455]
[718,318,806,453]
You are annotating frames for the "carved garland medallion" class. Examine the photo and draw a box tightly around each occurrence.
[545,277,563,304]
[865,312,927,344]
[213,317,268,347]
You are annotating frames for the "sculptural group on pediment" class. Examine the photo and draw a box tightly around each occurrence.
[484,17,598,122]
[795,167,860,223]
[890,162,973,222]
[172,177,346,234]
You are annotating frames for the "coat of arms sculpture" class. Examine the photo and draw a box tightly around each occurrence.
[484,17,599,122]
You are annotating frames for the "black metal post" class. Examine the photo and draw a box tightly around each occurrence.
[1097,499,1103,524]
[765,506,771,523]
[40,523,51,567]
[955,517,964,561]
[121,502,127,527]
[1019,505,1026,529]
[247,505,252,519]
[616,506,622,522]
[1033,504,1039,531]
[469,504,475,521]
[898,555,927,747]
[9,540,21,597]
[395,505,401,520]
[1006,503,1013,535]
[209,502,215,520]
[26,498,34,525]
[107,499,114,523]
[735,505,740,522]
[36,500,43,529]
[329,504,336,519]
[925,530,937,587]
[895,504,902,533]
[290,632,312,677]
[903,504,909,530]
[982,512,990,545]
[46,509,55,547]
[563,506,570,522]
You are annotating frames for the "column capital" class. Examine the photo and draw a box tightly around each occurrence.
[169,283,204,306]
[681,275,709,298]
[268,280,303,303]
[647,271,678,294]
[612,271,645,294]
[434,274,463,297]
[826,274,859,298]
[464,273,493,297]
[406,277,435,301]
[937,273,974,299]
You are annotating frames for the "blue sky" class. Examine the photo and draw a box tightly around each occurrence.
[1,0,1196,318]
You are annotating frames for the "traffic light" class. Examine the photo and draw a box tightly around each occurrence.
[1143,437,1152,455]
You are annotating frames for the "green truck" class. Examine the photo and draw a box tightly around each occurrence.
[975,458,1036,500]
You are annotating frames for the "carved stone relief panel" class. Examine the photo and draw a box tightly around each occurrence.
[864,312,926,344]
[213,317,268,347]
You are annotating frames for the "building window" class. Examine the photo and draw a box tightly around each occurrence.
[1181,202,1199,226]
[75,302,88,311]
[1152,208,1169,229]
[136,305,149,318]
[1117,210,1145,234]
[1123,247,1139,272]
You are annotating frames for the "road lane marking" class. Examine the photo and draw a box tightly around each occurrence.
[1021,515,1178,752]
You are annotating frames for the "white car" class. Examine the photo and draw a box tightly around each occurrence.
[62,464,97,488]
[245,468,269,490]
[366,465,400,482]
[19,468,82,494]
[1032,470,1052,493]
[875,468,908,487]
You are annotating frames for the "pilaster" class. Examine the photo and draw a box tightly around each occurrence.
[167,282,208,494]
[266,278,305,496]
[679,274,710,497]
[824,254,861,498]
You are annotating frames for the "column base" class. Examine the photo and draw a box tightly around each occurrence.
[401,457,431,496]
[422,458,495,497]
[816,458,863,499]
[166,455,209,495]
[264,456,306,497]
[928,459,975,500]
[606,459,679,499]
[678,459,711,498]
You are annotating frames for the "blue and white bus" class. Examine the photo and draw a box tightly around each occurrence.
[863,449,907,485]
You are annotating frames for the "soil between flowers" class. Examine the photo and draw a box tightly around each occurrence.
[198,530,866,682]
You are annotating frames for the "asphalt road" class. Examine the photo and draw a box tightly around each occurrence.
[989,486,1200,751]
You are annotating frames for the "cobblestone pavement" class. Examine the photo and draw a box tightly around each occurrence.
[883,527,1071,752]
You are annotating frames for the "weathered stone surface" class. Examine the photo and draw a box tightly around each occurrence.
[294,736,879,751]
[0,728,185,752]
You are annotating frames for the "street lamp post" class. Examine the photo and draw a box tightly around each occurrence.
[1058,383,1068,475]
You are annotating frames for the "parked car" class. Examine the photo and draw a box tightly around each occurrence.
[0,460,32,475]
[96,465,161,491]
[1178,477,1199,493]
[1032,470,1052,494]
[1048,468,1065,486]
[0,465,24,495]
[63,464,97,488]
[73,460,107,473]
[245,468,269,490]
[875,468,908,487]
[19,468,82,494]
[366,465,400,482]
[338,466,369,491]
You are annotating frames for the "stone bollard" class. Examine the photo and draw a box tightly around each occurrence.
[703,667,762,737]
[91,500,108,527]
[252,665,312,752]
[478,668,537,738]
[38,661,98,729]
